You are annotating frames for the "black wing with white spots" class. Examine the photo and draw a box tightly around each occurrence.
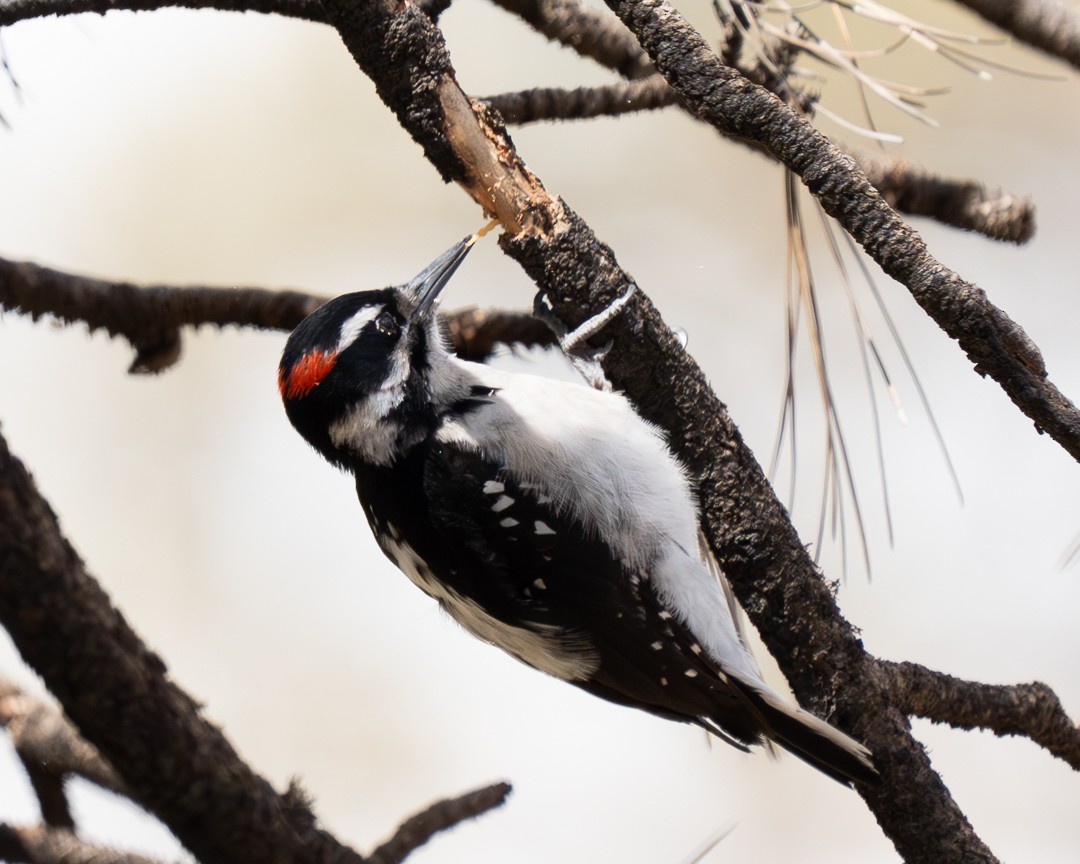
[355,438,770,747]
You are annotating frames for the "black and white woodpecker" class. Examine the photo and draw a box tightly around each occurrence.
[278,233,876,785]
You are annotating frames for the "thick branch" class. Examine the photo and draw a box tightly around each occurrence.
[368,782,512,864]
[881,661,1080,769]
[603,0,1080,462]
[947,0,1080,70]
[0,430,368,864]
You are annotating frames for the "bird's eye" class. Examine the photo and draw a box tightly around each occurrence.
[375,311,399,336]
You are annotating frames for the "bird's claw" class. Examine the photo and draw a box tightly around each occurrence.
[533,285,637,391]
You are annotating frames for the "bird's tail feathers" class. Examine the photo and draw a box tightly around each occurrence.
[733,682,878,786]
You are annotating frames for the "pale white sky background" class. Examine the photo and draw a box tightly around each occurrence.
[0,1,1077,861]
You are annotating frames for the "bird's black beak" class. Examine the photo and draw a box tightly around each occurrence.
[408,235,475,322]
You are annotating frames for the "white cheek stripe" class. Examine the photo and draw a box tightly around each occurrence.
[336,306,382,354]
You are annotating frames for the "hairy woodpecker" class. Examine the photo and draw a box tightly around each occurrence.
[278,235,876,785]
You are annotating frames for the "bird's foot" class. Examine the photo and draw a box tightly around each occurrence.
[533,285,637,391]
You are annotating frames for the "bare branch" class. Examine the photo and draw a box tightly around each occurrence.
[0,429,368,864]
[0,679,129,796]
[368,782,513,864]
[947,0,1080,71]
[0,257,325,372]
[603,0,1080,462]
[0,824,166,864]
[0,679,128,830]
[482,74,677,124]
[881,660,1080,770]
[487,0,655,80]
[442,307,556,359]
[0,255,549,368]
[854,152,1036,244]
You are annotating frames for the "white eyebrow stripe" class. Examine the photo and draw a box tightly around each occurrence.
[336,306,382,354]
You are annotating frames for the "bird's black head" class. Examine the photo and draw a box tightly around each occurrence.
[279,236,474,469]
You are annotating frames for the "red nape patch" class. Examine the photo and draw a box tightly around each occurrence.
[280,350,337,400]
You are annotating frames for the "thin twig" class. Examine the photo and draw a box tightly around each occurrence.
[487,0,655,79]
[854,152,1036,244]
[881,660,1080,769]
[368,782,512,864]
[482,74,677,124]
[0,679,129,831]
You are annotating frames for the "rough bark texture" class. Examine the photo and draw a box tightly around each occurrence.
[0,431,365,864]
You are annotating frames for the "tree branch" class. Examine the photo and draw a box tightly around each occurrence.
[0,256,550,369]
[947,0,1080,71]
[482,74,677,124]
[854,152,1036,245]
[368,782,512,864]
[0,257,325,372]
[603,0,1080,462]
[487,0,655,80]
[881,661,1080,770]
[0,679,128,831]
[0,429,370,864]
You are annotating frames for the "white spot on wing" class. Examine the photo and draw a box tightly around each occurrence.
[491,495,514,513]
[533,520,556,535]
[499,517,519,528]
[684,669,699,678]
[483,480,505,494]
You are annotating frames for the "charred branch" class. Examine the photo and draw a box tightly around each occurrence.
[482,74,677,124]
[882,660,1080,769]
